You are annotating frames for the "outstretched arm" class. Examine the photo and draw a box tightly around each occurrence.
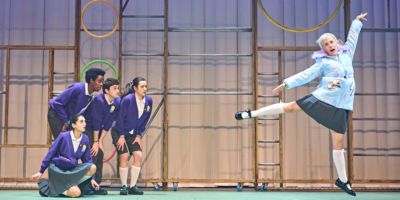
[279,60,324,93]
[345,13,367,58]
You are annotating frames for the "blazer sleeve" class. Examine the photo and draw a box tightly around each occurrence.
[39,135,64,173]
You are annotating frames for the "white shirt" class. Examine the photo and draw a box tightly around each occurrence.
[70,130,83,153]
[84,83,92,96]
[135,93,145,118]
[105,94,114,105]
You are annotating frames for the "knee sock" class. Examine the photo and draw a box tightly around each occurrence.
[130,166,141,188]
[241,102,284,118]
[77,175,91,185]
[119,167,129,187]
[333,149,350,187]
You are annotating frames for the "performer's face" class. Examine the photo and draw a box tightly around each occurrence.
[322,36,338,56]
[91,75,105,92]
[134,81,147,98]
[107,84,120,99]
[73,116,86,132]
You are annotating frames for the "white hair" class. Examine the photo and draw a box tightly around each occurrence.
[316,33,338,48]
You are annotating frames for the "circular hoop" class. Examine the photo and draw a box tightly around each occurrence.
[80,60,119,82]
[257,0,342,33]
[81,0,119,38]
[103,148,117,163]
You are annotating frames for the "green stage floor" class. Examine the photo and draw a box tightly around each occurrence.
[0,190,399,200]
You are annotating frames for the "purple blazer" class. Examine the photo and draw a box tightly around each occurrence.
[40,131,92,173]
[115,93,153,137]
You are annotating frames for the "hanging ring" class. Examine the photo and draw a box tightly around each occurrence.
[257,0,342,33]
[81,0,119,38]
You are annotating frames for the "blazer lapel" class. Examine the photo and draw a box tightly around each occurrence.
[139,96,149,122]
[132,94,139,121]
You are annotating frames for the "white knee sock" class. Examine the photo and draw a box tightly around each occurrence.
[77,175,91,185]
[119,167,129,186]
[130,166,141,188]
[333,149,348,183]
[241,102,284,118]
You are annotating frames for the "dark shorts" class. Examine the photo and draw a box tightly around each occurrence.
[296,94,350,134]
[111,127,142,155]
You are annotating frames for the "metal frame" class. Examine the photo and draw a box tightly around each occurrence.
[0,45,75,148]
[115,0,258,190]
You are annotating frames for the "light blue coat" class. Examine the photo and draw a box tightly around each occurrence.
[283,19,363,111]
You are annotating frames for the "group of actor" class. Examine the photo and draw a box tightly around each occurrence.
[30,68,152,197]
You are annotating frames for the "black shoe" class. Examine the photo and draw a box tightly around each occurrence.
[84,188,94,195]
[120,185,128,195]
[128,186,144,195]
[39,190,48,197]
[235,109,251,120]
[94,188,108,195]
[335,178,356,196]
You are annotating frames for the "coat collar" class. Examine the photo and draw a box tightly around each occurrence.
[311,45,349,60]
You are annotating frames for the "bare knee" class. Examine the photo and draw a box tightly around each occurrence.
[133,152,142,162]
[119,153,129,167]
[85,164,96,176]
[283,102,300,113]
[332,132,344,150]
[68,186,81,198]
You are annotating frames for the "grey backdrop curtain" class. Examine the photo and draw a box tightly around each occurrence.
[0,0,399,187]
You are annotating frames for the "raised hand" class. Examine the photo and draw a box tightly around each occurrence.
[356,13,368,21]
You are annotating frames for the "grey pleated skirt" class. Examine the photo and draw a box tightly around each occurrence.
[38,162,93,197]
[296,94,350,134]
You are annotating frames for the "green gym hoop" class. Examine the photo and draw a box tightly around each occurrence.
[80,60,119,82]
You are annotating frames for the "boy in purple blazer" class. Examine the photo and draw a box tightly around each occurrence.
[48,68,105,139]
[83,78,121,195]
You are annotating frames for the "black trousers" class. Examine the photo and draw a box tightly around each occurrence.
[84,130,104,184]
[47,107,64,139]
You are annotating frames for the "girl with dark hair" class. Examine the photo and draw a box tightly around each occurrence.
[30,114,99,197]
[111,77,152,195]
[235,13,368,196]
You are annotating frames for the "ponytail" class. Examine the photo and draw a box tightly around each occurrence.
[121,77,146,100]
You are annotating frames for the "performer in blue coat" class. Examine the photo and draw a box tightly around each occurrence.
[30,114,99,197]
[235,13,368,196]
[112,77,152,195]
